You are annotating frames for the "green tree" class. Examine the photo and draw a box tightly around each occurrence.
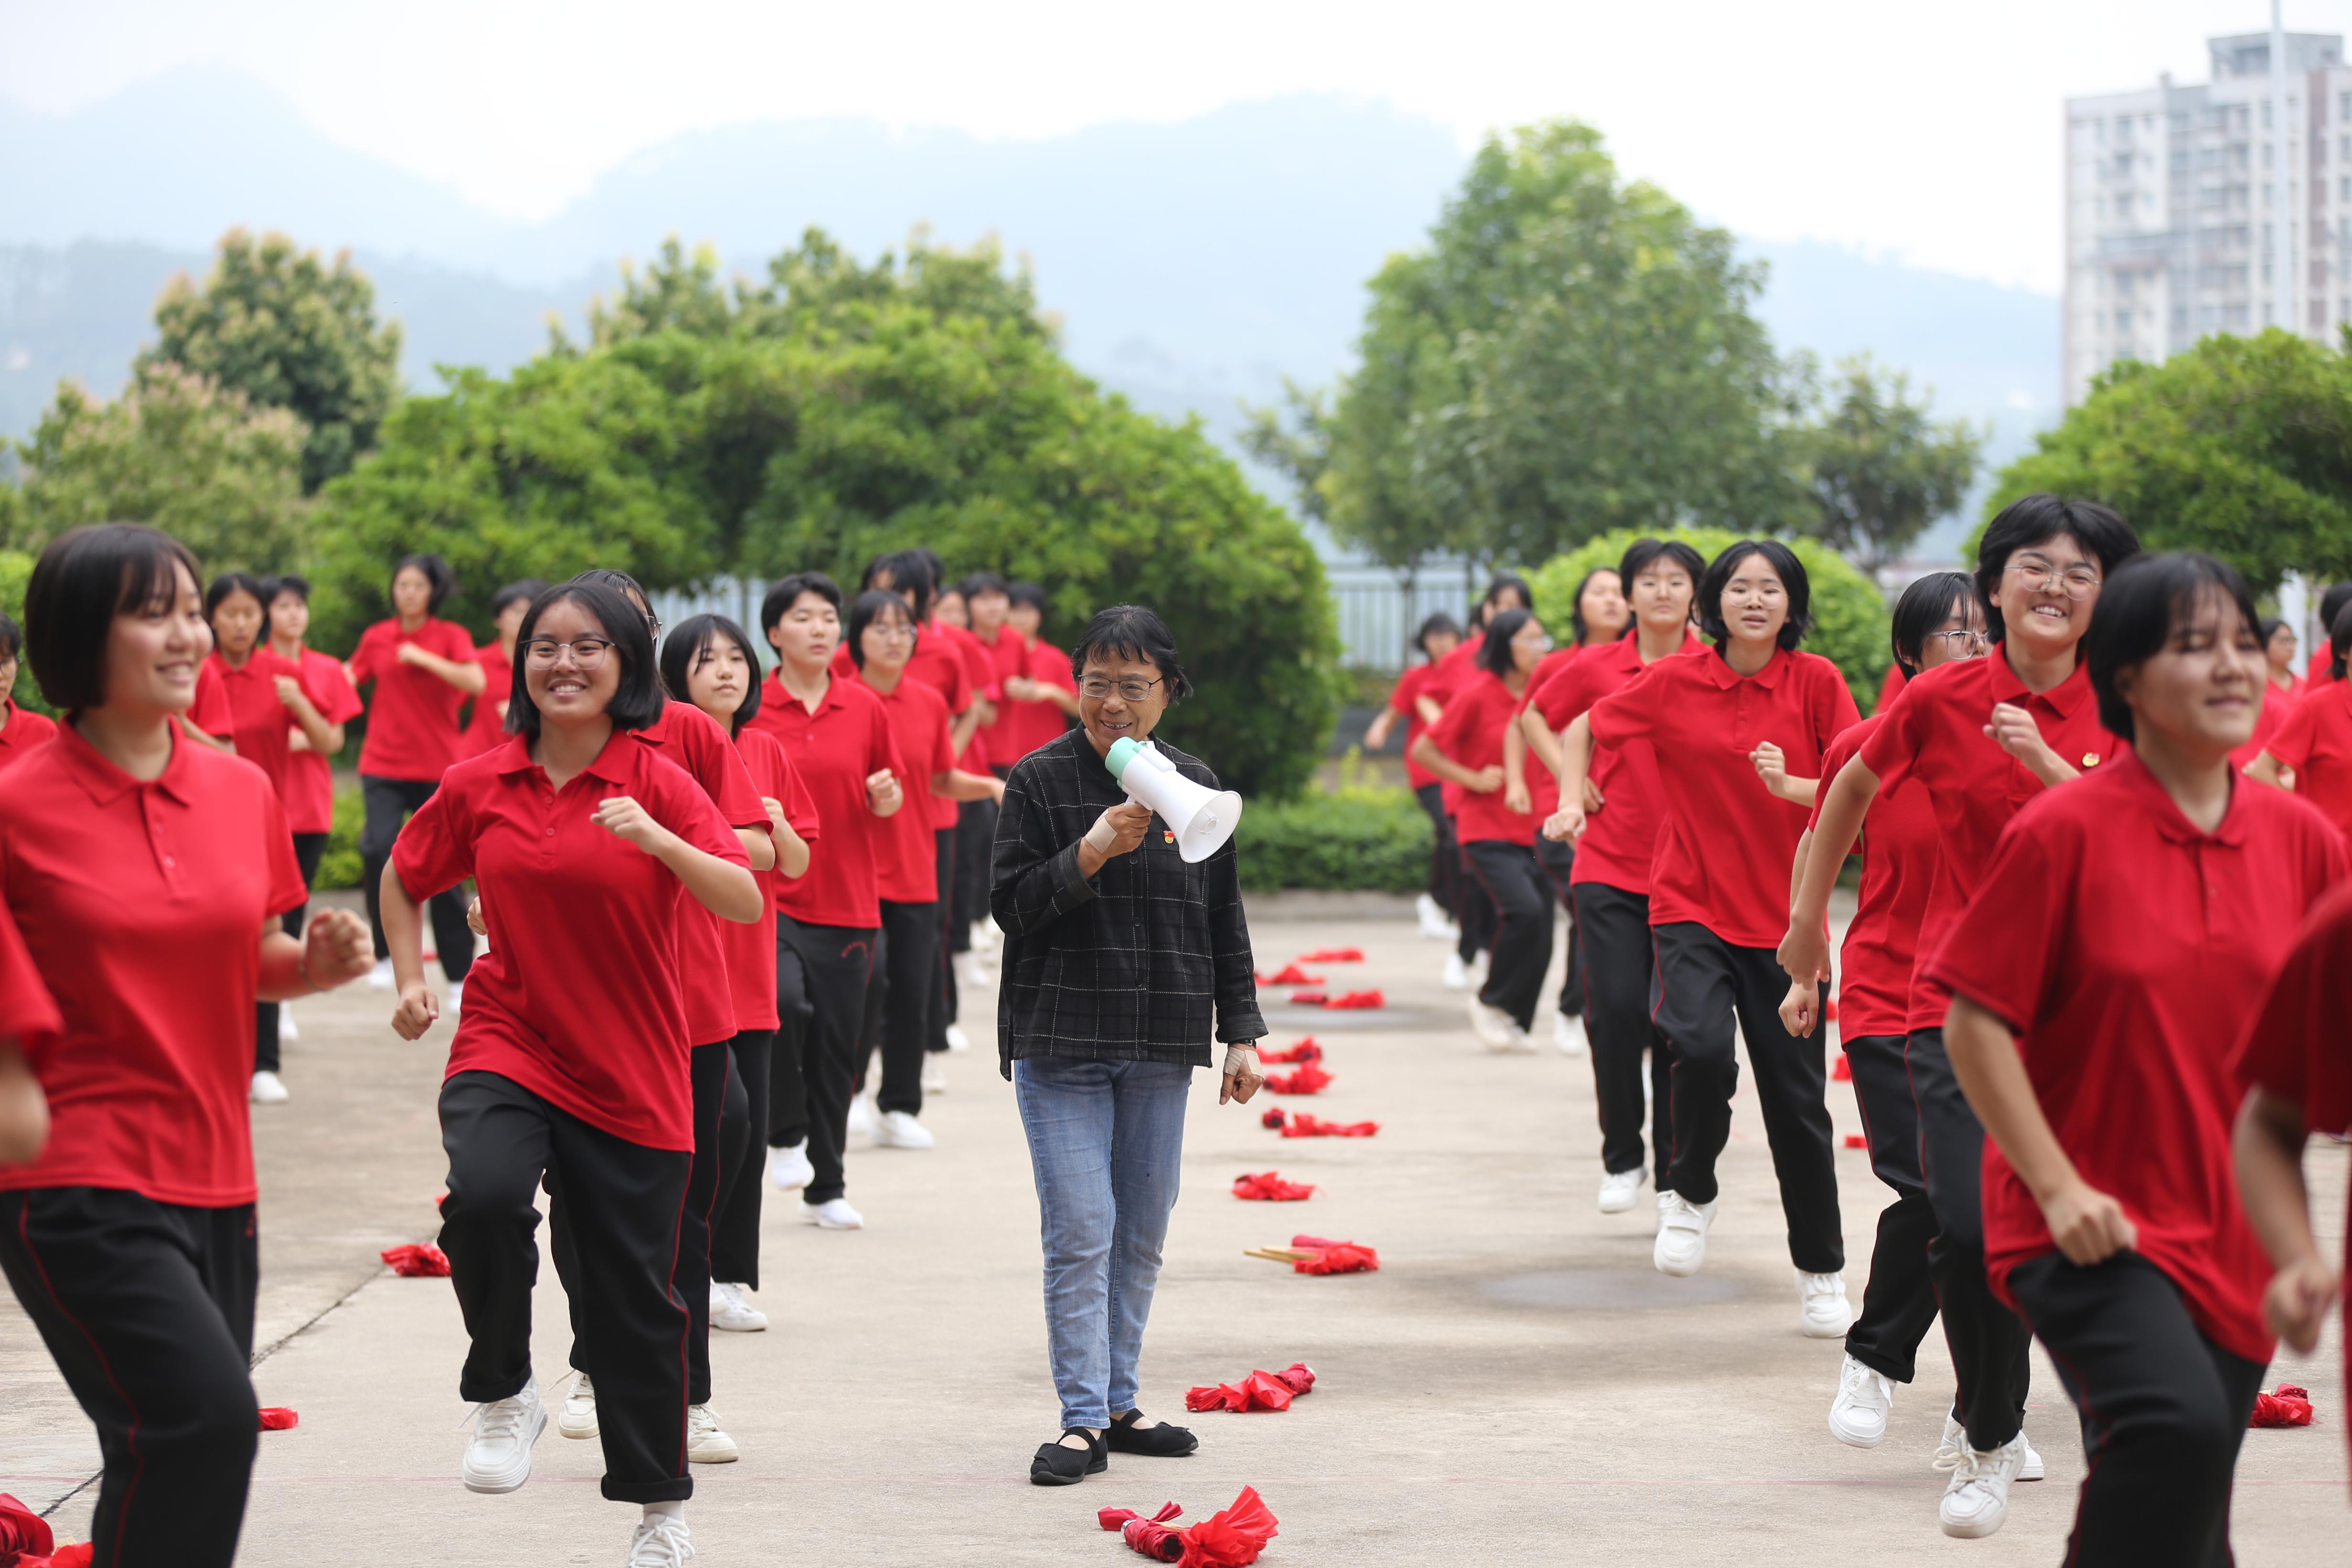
[6,363,310,571]
[1287,120,1799,571]
[1528,526,1891,713]
[143,229,402,493]
[1989,328,2352,590]
[0,547,47,715]
[1794,355,1983,572]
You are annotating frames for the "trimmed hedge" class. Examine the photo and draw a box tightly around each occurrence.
[1234,782,1433,894]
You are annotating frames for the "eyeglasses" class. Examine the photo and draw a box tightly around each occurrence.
[2005,559,2102,599]
[1924,629,1991,654]
[1080,675,1165,703]
[866,624,917,643]
[1511,630,1553,648]
[523,637,615,668]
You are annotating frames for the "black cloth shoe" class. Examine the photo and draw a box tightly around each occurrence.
[1030,1428,1108,1485]
[1105,1410,1198,1457]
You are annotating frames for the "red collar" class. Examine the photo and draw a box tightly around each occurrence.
[1699,643,1790,691]
[490,728,638,787]
[2112,749,2250,848]
[1986,648,2093,719]
[761,670,854,721]
[54,720,197,807]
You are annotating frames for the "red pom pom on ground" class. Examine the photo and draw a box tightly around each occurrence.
[1265,1062,1333,1095]
[2251,1384,2314,1427]
[381,1243,451,1277]
[1231,1171,1316,1201]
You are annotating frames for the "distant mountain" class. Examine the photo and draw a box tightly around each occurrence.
[0,67,2057,558]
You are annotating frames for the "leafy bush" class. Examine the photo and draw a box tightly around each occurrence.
[1528,526,1890,713]
[1234,778,1433,894]
[0,548,52,715]
[314,781,365,891]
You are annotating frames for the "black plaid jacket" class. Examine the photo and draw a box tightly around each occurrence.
[990,728,1264,1076]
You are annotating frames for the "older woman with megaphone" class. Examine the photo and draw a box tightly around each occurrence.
[991,603,1266,1488]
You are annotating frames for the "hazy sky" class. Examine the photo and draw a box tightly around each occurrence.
[5,0,2344,293]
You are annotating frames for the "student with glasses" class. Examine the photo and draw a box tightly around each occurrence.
[1413,607,1559,1051]
[1554,541,1857,1326]
[1781,494,2139,1540]
[1774,573,1987,1452]
[382,580,759,1568]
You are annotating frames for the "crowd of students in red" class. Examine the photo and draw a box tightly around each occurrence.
[0,528,1079,1568]
[1387,500,2352,1562]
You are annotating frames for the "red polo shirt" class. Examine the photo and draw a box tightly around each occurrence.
[942,621,998,775]
[393,731,747,1152]
[188,660,234,740]
[1588,645,1859,948]
[857,672,954,903]
[1388,663,1442,790]
[634,701,770,1047]
[830,623,971,721]
[1807,716,1937,1041]
[0,728,306,1205]
[745,672,903,929]
[2233,878,2352,1469]
[0,892,61,1047]
[1927,755,2346,1365]
[0,700,58,774]
[1860,651,2127,1032]
[2306,648,2335,687]
[202,646,317,805]
[279,647,361,834]
[1426,670,1557,845]
[999,640,1075,764]
[350,617,477,780]
[466,641,515,758]
[2262,677,2352,840]
[725,726,821,1033]
[2231,677,2297,769]
[1526,632,1703,896]
[975,626,1026,767]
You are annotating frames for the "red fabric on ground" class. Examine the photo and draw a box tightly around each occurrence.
[380,1243,451,1277]
[1843,1134,1867,1149]
[0,1493,54,1560]
[1265,1062,1332,1095]
[1100,1502,1186,1561]
[1260,1108,1287,1130]
[1831,1053,1851,1082]
[1256,1039,1322,1064]
[1280,1114,1379,1138]
[1266,964,1323,985]
[1232,1172,1315,1201]
[1296,1244,1379,1275]
[1286,990,1328,1006]
[1298,947,1364,962]
[258,1408,299,1430]
[1326,989,1384,1009]
[1181,1486,1280,1567]
[2251,1385,2315,1428]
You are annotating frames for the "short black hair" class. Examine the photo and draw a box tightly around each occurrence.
[863,549,936,621]
[1698,540,1812,651]
[1476,607,1537,675]
[1484,573,1534,613]
[1070,604,1191,701]
[962,571,1009,600]
[761,572,843,632]
[2319,582,2352,632]
[1975,494,2139,643]
[1412,610,1463,657]
[570,568,654,635]
[393,553,458,614]
[203,570,271,630]
[1889,571,1982,677]
[2257,614,2287,648]
[0,610,20,662]
[2331,599,2352,683]
[1566,567,1623,645]
[26,523,203,713]
[2085,552,2261,743]
[658,612,763,737]
[264,572,312,605]
[1007,580,1048,614]
[1617,538,1706,640]
[504,582,665,740]
[844,588,917,671]
[493,577,549,616]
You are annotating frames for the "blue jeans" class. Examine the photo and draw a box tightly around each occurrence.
[1013,1056,1192,1430]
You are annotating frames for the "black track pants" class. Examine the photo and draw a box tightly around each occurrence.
[1533,834,1582,1018]
[775,917,878,1205]
[359,774,476,980]
[856,899,940,1117]
[2009,1252,2263,1567]
[1839,1032,1940,1384]
[930,826,958,1046]
[437,1071,692,1504]
[1570,883,1673,1186]
[1413,782,1460,915]
[1650,922,1842,1273]
[951,797,997,955]
[0,1188,259,1568]
[1908,1026,2032,1450]
[255,831,328,1073]
[710,1029,772,1289]
[1461,838,1555,1031]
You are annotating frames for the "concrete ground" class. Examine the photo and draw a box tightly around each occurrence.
[3,893,2345,1565]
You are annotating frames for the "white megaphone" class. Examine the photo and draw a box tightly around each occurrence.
[1105,737,1244,864]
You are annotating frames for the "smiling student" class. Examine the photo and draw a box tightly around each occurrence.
[1780,493,2138,1538]
[0,524,373,1568]
[1934,554,2345,1565]
[1553,540,1856,1324]
[1523,538,1705,1213]
[1775,572,1987,1451]
[384,579,759,1568]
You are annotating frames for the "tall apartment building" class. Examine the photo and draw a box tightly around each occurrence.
[2064,31,2352,405]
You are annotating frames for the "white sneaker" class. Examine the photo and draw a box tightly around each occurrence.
[1653,1193,1718,1276]
[1828,1355,1895,1448]
[1796,1269,1854,1338]
[461,1376,547,1493]
[1935,1411,2044,1482]
[278,1008,299,1043]
[802,1197,864,1229]
[846,1091,878,1140]
[1938,1432,2030,1538]
[1597,1169,1644,1213]
[944,1023,972,1054]
[971,918,999,954]
[626,1512,695,1567]
[1442,952,1471,990]
[686,1403,738,1463]
[1468,998,1532,1053]
[1416,893,1453,939]
[921,1059,949,1095]
[874,1109,935,1149]
[558,1372,599,1440]
[1469,951,1489,988]
[1553,1013,1588,1056]
[769,1141,814,1191]
[446,980,463,1011]
[954,951,994,990]
[708,1280,768,1333]
[367,957,395,990]
[249,1070,290,1105]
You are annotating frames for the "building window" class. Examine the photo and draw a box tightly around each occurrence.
[2114,310,2133,332]
[2117,191,2135,217]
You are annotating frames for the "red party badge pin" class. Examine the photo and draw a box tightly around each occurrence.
[2083,752,2100,767]
[1163,829,1176,843]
